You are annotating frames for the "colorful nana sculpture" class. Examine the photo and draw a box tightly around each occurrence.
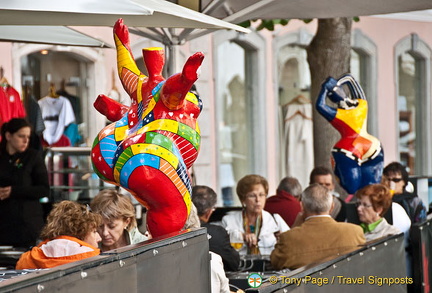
[316,74,384,195]
[91,19,204,237]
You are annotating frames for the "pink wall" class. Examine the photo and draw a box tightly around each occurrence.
[3,15,432,198]
[0,43,13,82]
[353,17,432,165]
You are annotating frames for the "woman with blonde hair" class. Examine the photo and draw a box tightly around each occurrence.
[16,201,102,269]
[90,189,148,252]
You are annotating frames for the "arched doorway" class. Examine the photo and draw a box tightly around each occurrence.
[13,43,107,145]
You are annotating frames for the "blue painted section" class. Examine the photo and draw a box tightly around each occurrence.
[100,135,117,167]
[120,153,160,188]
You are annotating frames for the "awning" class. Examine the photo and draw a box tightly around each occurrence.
[0,25,110,47]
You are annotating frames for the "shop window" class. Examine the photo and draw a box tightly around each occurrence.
[395,34,431,175]
[216,42,249,206]
[351,29,378,136]
[215,32,266,206]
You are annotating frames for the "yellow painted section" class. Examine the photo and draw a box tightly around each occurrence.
[130,143,179,168]
[143,47,163,51]
[142,98,157,118]
[114,34,140,76]
[113,168,120,183]
[183,191,192,214]
[136,75,145,103]
[137,119,179,135]
[185,92,199,105]
[335,99,367,133]
[114,125,129,142]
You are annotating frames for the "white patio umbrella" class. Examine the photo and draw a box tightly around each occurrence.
[0,0,250,74]
[0,0,249,32]
[129,0,432,61]
[200,0,432,23]
[0,25,110,47]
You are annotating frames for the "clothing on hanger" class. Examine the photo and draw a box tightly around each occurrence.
[283,94,311,108]
[283,102,314,189]
[0,79,26,127]
[0,66,7,86]
[0,76,9,87]
[283,95,312,122]
[56,79,82,124]
[38,94,75,146]
[48,83,60,98]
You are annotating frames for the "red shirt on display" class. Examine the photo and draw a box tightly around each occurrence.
[0,85,26,128]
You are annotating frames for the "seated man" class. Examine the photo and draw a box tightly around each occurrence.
[309,166,347,221]
[264,176,301,227]
[270,184,365,270]
[192,185,240,272]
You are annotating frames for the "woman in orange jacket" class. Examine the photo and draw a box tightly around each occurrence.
[16,201,102,269]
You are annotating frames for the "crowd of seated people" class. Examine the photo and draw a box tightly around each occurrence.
[207,162,420,275]
[9,159,428,293]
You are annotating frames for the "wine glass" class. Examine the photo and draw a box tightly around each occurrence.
[230,230,244,251]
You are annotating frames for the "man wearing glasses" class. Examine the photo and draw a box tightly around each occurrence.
[382,162,427,224]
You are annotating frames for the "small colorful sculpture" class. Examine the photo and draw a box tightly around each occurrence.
[316,74,384,194]
[91,19,204,237]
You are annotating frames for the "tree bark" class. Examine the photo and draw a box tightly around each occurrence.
[306,18,352,170]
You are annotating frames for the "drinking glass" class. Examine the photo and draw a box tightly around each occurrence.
[230,230,244,251]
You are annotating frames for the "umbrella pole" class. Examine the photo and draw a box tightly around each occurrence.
[166,44,182,77]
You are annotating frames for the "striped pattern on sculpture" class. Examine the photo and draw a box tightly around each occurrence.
[91,19,204,237]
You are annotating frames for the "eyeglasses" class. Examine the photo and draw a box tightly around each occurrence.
[246,193,267,200]
[355,202,373,209]
[383,176,403,183]
[387,177,403,183]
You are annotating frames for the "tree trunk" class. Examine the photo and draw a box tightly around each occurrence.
[307,18,352,170]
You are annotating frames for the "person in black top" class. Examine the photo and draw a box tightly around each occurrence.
[382,162,427,224]
[192,185,240,272]
[0,118,50,248]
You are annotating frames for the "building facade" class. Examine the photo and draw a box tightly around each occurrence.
[1,14,432,206]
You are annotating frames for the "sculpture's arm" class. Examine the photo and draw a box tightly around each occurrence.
[316,77,338,122]
[93,94,129,122]
[160,52,204,110]
[113,19,142,97]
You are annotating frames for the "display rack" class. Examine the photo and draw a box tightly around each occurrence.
[44,146,104,203]
[44,147,145,226]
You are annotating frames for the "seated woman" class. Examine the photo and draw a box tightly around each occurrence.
[16,201,102,269]
[221,174,289,256]
[355,184,401,241]
[90,189,148,252]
